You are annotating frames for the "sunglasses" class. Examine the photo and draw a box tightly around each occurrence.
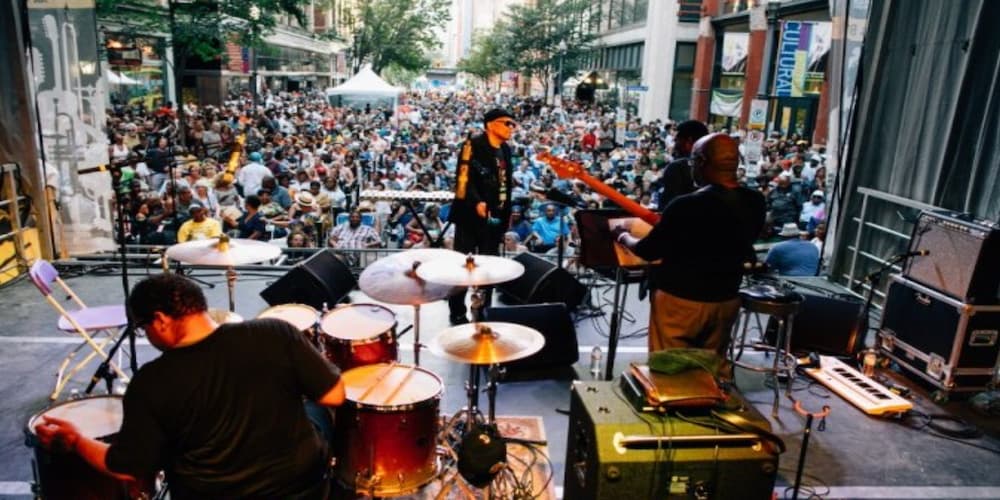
[500,121,517,129]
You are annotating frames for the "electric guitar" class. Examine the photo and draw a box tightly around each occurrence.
[535,152,661,226]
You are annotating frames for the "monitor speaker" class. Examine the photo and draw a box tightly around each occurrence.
[260,249,356,310]
[496,252,587,310]
[766,293,865,356]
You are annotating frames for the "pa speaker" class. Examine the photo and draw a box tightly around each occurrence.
[261,249,356,310]
[484,303,579,373]
[766,293,865,356]
[496,253,587,310]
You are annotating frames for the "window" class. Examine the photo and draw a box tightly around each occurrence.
[634,0,648,23]
[670,42,698,120]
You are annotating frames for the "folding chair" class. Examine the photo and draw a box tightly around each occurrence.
[29,260,130,400]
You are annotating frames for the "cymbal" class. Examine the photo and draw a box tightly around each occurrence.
[166,236,281,266]
[414,254,524,287]
[359,249,465,305]
[429,322,545,365]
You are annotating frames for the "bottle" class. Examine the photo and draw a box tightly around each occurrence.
[590,346,603,379]
[863,349,877,377]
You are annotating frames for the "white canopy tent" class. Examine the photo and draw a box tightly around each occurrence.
[325,66,401,110]
[107,70,141,86]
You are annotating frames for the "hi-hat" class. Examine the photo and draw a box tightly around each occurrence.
[415,254,524,287]
[359,249,464,305]
[166,236,281,266]
[429,322,545,365]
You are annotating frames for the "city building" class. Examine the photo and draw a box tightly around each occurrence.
[690,0,830,143]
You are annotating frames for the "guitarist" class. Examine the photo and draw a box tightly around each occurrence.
[615,133,765,358]
[447,109,516,325]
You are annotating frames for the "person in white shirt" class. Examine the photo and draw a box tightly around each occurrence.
[237,151,270,198]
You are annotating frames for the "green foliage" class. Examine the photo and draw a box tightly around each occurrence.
[345,0,451,74]
[457,24,509,83]
[96,0,309,64]
[501,0,596,93]
[381,63,422,87]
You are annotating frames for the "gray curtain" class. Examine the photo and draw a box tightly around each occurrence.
[831,0,1000,288]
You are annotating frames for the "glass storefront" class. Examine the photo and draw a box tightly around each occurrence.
[105,34,168,111]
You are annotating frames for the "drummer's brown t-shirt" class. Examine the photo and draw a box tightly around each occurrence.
[105,319,340,498]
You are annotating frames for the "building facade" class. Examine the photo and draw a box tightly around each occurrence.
[690,0,830,143]
[577,0,703,123]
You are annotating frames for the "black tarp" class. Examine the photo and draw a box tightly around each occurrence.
[831,0,1000,287]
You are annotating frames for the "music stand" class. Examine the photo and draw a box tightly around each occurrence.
[575,209,652,380]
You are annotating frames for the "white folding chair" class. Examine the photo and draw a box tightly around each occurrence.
[29,260,130,400]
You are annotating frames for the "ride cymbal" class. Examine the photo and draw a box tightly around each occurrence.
[165,236,281,266]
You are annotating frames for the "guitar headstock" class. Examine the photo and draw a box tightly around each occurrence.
[536,151,584,180]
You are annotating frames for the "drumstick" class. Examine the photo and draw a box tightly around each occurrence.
[382,364,418,405]
[357,362,397,401]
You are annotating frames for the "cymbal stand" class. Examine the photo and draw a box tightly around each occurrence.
[412,303,423,365]
[226,266,237,312]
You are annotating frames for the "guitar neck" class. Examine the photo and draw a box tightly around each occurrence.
[537,153,660,225]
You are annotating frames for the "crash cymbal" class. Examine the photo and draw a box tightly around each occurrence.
[429,322,545,365]
[414,254,524,287]
[166,235,281,266]
[207,308,243,324]
[359,249,465,305]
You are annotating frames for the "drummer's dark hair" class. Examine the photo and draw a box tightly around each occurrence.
[128,273,208,326]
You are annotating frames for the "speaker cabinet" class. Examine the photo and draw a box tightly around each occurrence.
[903,211,1000,304]
[496,252,587,310]
[766,293,865,356]
[564,381,779,500]
[878,274,1000,393]
[484,303,579,371]
[260,249,356,310]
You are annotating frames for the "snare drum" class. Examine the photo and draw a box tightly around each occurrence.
[319,304,398,370]
[333,363,442,496]
[257,303,321,349]
[26,396,153,499]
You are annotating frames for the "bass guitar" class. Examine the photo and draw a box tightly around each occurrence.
[535,152,660,226]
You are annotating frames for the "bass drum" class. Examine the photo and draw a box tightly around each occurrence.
[26,396,154,499]
[333,363,441,496]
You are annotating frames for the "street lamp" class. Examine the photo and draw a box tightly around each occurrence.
[555,40,568,107]
[249,4,261,109]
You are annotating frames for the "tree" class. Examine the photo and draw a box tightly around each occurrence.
[96,0,310,143]
[457,24,509,90]
[503,0,596,100]
[344,0,451,75]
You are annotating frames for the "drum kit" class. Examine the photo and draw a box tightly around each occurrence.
[25,243,548,498]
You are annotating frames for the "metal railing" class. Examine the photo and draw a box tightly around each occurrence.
[840,187,942,301]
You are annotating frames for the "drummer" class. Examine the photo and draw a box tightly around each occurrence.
[33,273,345,499]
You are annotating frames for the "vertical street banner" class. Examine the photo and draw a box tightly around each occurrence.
[774,21,832,97]
[28,0,112,254]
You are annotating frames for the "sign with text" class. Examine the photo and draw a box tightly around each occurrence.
[774,21,831,97]
[748,99,768,129]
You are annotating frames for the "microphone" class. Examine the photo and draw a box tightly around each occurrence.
[896,249,929,259]
[530,186,580,207]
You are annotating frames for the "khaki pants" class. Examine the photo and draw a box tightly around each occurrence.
[648,289,741,358]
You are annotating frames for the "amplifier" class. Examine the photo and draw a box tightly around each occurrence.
[564,381,779,500]
[878,274,1000,396]
[903,211,1000,304]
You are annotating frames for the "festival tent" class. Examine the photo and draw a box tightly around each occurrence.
[325,66,401,110]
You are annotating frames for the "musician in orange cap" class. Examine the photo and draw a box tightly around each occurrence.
[616,133,765,358]
[447,108,516,325]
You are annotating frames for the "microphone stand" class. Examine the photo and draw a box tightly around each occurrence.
[853,252,918,347]
[86,164,139,395]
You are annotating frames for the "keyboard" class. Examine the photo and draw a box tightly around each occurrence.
[804,355,913,416]
[359,190,454,203]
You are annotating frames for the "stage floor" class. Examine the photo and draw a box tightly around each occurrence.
[0,266,998,499]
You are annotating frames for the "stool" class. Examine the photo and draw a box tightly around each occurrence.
[729,284,803,417]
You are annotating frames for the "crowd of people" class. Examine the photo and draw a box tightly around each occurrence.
[106,88,829,264]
